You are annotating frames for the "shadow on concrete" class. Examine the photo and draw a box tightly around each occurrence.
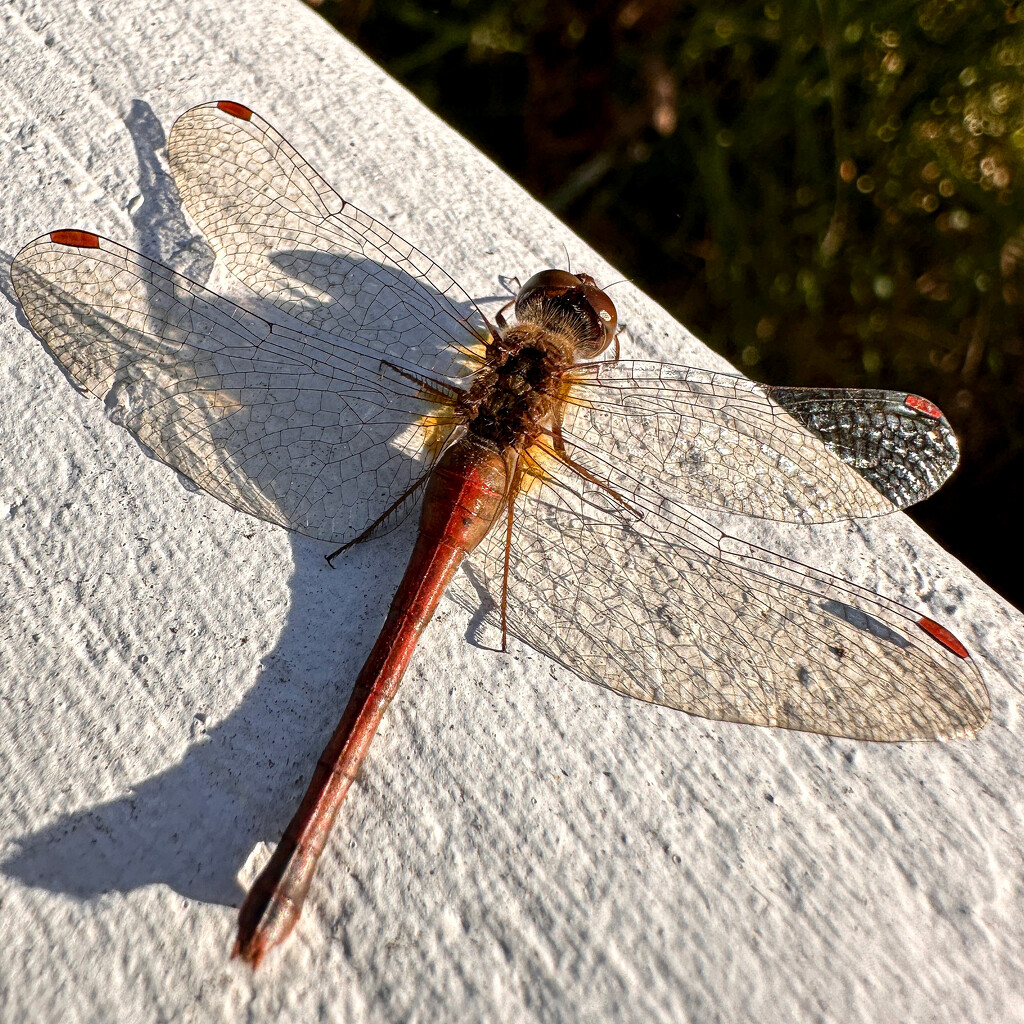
[1,98,486,909]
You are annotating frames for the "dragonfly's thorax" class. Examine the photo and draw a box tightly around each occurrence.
[463,322,575,452]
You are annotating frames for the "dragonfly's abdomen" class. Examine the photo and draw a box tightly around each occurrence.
[234,437,508,967]
[416,437,510,566]
[370,437,509,656]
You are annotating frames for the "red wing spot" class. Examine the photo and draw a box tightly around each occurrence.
[50,230,100,249]
[918,616,970,659]
[217,101,253,121]
[905,394,943,419]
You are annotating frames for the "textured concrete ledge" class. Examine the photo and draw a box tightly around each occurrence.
[1,0,1022,1021]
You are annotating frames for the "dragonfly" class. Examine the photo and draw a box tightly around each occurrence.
[11,101,989,969]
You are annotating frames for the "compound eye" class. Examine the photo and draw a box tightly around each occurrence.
[515,270,582,315]
[579,284,618,357]
[514,269,617,359]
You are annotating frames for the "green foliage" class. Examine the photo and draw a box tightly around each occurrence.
[322,0,1024,602]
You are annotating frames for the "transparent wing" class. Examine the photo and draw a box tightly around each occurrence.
[450,450,988,743]
[167,101,490,383]
[12,232,458,545]
[561,362,960,523]
[16,98,983,740]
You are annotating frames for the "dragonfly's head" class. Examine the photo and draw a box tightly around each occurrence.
[515,269,618,359]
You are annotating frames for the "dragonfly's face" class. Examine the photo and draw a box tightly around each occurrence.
[514,269,618,359]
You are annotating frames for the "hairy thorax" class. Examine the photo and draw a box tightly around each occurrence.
[461,322,579,453]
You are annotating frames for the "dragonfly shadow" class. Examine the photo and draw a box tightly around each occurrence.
[2,99,490,910]
[2,531,411,908]
[460,561,505,653]
[259,245,490,378]
[122,98,216,283]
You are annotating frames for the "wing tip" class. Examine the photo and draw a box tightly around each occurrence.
[49,229,101,249]
[917,615,970,660]
[915,614,990,738]
[216,100,254,121]
[904,393,944,420]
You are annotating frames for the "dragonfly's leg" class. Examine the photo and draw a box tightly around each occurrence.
[535,435,643,519]
[326,474,431,566]
[494,298,515,331]
[378,360,465,404]
[499,457,527,653]
[551,418,568,456]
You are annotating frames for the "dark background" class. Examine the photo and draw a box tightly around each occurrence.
[318,0,1024,608]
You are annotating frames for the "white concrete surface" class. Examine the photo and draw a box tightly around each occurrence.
[1,0,1022,1021]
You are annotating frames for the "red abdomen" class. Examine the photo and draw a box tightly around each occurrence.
[234,436,509,966]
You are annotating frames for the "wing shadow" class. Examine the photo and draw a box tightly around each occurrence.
[1,99,489,909]
[2,529,413,906]
[123,98,216,283]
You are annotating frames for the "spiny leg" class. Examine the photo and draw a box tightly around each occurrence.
[499,455,529,653]
[326,474,431,566]
[533,435,642,519]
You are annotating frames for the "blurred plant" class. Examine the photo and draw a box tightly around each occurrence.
[318,0,1024,604]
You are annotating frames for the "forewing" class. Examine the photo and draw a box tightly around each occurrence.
[12,232,454,545]
[562,362,960,522]
[167,101,490,383]
[451,460,988,743]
